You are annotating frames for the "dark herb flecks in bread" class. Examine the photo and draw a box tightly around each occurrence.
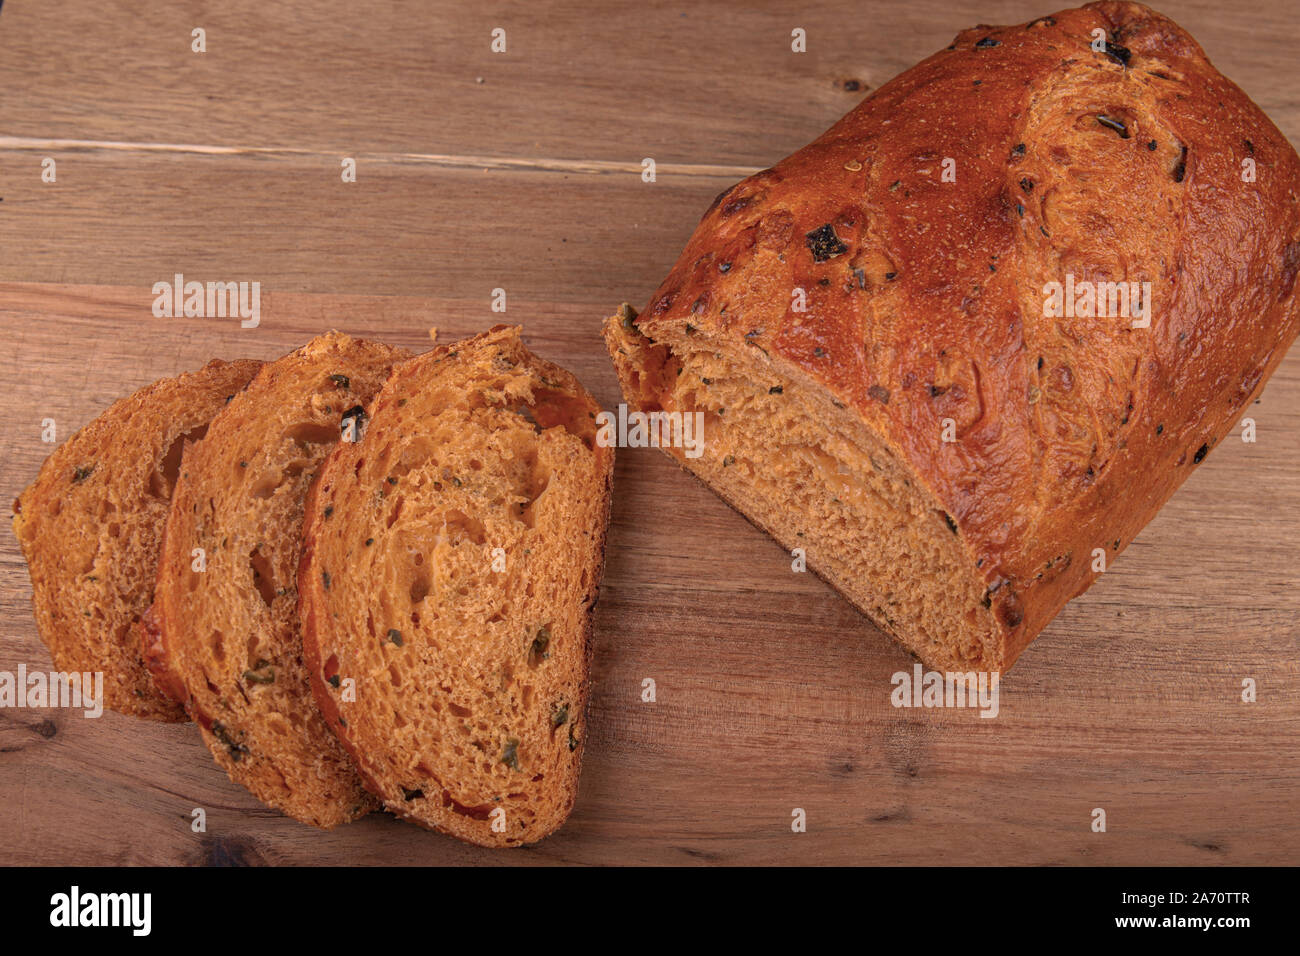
[604,1,1300,672]
[12,359,261,721]
[146,332,408,828]
[299,326,613,847]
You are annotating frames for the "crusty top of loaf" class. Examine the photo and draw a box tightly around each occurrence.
[629,1,1300,662]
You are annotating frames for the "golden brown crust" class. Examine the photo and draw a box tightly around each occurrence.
[149,332,408,828]
[609,2,1300,670]
[11,358,261,720]
[300,326,613,847]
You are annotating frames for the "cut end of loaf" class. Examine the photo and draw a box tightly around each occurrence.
[605,308,1009,674]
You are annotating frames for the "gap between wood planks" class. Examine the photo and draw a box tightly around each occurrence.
[0,135,761,179]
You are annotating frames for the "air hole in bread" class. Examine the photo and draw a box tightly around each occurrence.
[249,547,276,607]
[284,420,340,446]
[249,475,279,499]
[386,496,404,529]
[442,508,486,546]
[449,701,472,718]
[514,456,553,530]
[528,389,600,449]
[527,625,551,668]
[409,571,431,604]
[151,424,208,499]
[208,631,225,662]
[446,794,494,820]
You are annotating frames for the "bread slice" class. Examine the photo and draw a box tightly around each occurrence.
[603,2,1300,673]
[146,332,408,828]
[299,326,613,847]
[12,359,261,721]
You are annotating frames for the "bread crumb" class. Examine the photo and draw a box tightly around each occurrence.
[428,327,439,344]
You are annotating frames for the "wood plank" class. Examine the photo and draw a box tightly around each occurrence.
[1,284,1296,864]
[0,150,726,306]
[2,0,1298,165]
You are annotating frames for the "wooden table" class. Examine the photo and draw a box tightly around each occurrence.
[1,0,1297,865]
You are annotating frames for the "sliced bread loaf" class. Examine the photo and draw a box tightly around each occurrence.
[146,332,408,828]
[299,326,614,847]
[603,2,1300,672]
[12,359,261,721]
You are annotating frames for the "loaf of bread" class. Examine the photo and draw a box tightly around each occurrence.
[146,332,408,828]
[604,1,1300,672]
[299,327,613,846]
[12,359,261,720]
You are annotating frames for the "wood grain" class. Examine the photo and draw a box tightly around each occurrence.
[1,0,1298,865]
[4,0,1299,162]
[0,149,729,306]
